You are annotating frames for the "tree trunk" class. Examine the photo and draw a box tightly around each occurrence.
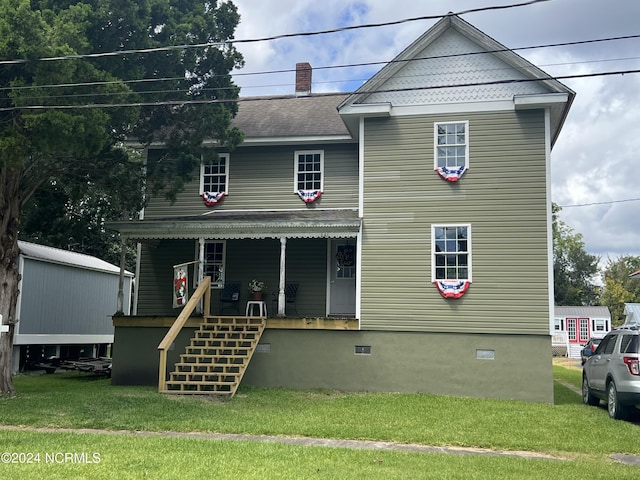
[0,168,22,396]
[116,211,129,315]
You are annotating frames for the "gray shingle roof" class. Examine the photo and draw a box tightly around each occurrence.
[554,306,611,319]
[233,94,351,138]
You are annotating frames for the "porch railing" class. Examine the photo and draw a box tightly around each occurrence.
[157,276,211,392]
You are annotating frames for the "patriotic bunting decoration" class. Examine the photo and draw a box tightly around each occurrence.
[434,280,470,299]
[296,189,322,203]
[436,165,466,182]
[201,191,225,206]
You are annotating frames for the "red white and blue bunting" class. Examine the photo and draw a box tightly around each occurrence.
[436,165,466,182]
[297,189,322,203]
[434,280,470,299]
[201,191,225,206]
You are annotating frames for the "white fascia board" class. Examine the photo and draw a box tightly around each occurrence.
[514,93,570,109]
[389,100,515,117]
[13,334,115,345]
[338,103,392,117]
[240,135,354,146]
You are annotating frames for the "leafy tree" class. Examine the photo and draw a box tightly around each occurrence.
[0,0,244,395]
[552,204,600,306]
[600,255,640,326]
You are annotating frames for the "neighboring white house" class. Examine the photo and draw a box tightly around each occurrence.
[552,306,612,358]
[12,241,134,374]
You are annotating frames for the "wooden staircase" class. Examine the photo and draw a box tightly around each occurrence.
[161,316,265,397]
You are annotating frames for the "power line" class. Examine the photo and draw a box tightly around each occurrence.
[2,67,638,112]
[4,31,640,101]
[0,1,550,65]
[559,197,640,208]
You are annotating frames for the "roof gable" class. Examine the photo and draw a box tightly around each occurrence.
[339,14,574,145]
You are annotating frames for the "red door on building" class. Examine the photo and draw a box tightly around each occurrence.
[567,318,590,343]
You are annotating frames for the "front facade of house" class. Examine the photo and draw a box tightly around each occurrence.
[111,15,574,402]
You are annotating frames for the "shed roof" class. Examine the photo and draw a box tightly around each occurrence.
[554,306,611,319]
[109,209,361,241]
[18,241,133,276]
[623,303,640,325]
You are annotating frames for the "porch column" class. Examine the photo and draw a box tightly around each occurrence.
[277,237,287,317]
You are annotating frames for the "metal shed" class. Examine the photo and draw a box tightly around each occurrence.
[12,241,134,373]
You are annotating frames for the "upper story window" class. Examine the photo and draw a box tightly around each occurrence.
[203,240,226,288]
[434,121,468,181]
[294,150,323,202]
[200,152,228,206]
[432,225,471,282]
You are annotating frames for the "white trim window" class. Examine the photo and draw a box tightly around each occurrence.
[434,121,469,181]
[431,224,471,282]
[294,150,323,192]
[200,152,229,196]
[203,240,226,288]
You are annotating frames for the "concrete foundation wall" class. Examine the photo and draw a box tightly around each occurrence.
[112,326,553,403]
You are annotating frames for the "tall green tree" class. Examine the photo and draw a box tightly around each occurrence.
[0,0,244,395]
[600,255,640,326]
[552,204,600,306]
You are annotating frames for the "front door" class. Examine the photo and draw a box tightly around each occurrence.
[329,240,356,316]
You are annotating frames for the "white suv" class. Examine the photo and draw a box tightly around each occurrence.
[582,326,640,420]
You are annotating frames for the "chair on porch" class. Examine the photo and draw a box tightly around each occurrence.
[272,282,299,317]
[219,281,241,314]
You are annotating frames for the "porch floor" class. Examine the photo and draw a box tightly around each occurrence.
[113,315,359,330]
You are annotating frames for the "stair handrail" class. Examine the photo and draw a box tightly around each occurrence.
[157,276,211,392]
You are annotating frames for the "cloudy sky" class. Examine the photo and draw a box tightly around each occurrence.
[231,0,640,265]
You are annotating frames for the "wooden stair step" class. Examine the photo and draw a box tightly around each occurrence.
[166,379,238,386]
[174,363,242,372]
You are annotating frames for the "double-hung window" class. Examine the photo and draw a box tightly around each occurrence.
[434,121,469,170]
[432,225,471,281]
[200,152,229,195]
[294,150,323,192]
[203,240,226,288]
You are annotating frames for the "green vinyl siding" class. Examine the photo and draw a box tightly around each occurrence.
[137,240,195,315]
[144,144,358,218]
[360,109,550,334]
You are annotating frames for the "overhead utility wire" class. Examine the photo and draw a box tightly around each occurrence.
[559,197,640,208]
[4,31,640,98]
[3,67,639,112]
[0,0,550,65]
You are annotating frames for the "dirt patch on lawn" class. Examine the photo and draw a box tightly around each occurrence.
[553,357,582,370]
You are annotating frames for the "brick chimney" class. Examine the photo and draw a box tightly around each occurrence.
[295,62,312,96]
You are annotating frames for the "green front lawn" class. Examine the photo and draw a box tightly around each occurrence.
[0,366,638,479]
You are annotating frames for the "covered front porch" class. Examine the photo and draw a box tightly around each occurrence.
[110,209,362,320]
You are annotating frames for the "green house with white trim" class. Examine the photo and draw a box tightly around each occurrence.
[110,14,574,402]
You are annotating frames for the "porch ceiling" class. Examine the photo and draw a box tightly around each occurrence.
[108,209,362,240]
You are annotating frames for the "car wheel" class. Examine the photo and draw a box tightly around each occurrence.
[607,380,629,420]
[582,375,599,406]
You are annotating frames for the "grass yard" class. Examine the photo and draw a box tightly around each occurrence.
[1,364,638,479]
